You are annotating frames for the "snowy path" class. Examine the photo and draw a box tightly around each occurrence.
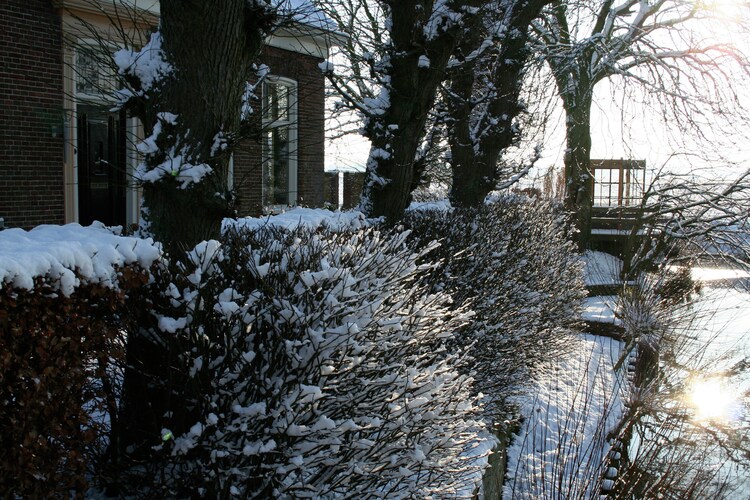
[503,334,627,500]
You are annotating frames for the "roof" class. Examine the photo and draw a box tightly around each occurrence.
[278,0,337,32]
[268,0,347,59]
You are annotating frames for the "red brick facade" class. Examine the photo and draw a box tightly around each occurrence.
[234,45,326,216]
[1,3,327,228]
[0,0,65,229]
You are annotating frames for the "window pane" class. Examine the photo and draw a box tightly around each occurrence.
[275,86,289,121]
[263,126,291,205]
[76,48,114,96]
[264,82,291,122]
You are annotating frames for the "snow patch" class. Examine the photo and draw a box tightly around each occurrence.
[582,295,621,326]
[504,334,627,498]
[583,250,623,286]
[224,207,373,233]
[0,223,160,295]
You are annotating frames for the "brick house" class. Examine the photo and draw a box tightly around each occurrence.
[0,0,338,229]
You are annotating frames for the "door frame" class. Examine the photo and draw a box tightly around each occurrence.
[63,38,141,228]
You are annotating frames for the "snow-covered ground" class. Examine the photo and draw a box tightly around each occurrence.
[503,333,627,499]
[502,265,750,499]
[582,295,620,326]
[223,207,371,232]
[582,250,623,287]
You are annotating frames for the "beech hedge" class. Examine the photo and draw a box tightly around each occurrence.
[0,266,148,498]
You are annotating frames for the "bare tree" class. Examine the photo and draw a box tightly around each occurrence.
[314,0,385,140]
[322,0,486,220]
[533,0,750,249]
[444,0,552,207]
[622,160,750,278]
[319,0,555,212]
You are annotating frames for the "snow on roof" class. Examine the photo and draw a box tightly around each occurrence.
[276,0,337,31]
[224,207,373,233]
[0,223,161,296]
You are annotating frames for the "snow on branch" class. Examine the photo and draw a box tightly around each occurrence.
[113,31,173,108]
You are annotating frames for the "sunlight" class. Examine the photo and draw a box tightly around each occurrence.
[702,0,748,21]
[687,377,738,422]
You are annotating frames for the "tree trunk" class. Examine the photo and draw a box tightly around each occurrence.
[449,0,549,208]
[137,0,273,254]
[362,0,480,221]
[113,1,276,485]
[563,93,594,250]
[446,16,489,208]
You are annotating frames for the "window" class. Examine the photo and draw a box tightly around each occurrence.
[75,46,116,99]
[262,77,298,207]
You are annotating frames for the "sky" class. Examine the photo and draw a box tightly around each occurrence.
[323,1,750,191]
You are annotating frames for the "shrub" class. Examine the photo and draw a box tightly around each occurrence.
[403,195,587,419]
[121,224,491,498]
[0,266,148,498]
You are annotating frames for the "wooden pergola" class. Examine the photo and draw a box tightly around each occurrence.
[589,159,649,258]
[590,159,647,208]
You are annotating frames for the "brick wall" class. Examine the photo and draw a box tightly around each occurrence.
[323,171,339,207]
[234,45,326,216]
[342,171,364,210]
[0,0,65,229]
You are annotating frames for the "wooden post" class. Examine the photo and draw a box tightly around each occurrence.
[618,158,624,207]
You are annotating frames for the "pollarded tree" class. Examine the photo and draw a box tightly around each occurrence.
[114,1,280,254]
[444,0,552,207]
[533,0,750,249]
[321,0,553,211]
[345,0,485,220]
[100,0,332,479]
[99,3,284,479]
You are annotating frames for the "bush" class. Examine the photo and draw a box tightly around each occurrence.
[403,195,586,418]
[120,224,491,498]
[0,266,148,498]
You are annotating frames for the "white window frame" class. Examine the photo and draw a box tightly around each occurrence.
[261,76,298,210]
[73,41,118,105]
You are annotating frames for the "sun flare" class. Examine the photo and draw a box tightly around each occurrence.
[687,377,737,422]
[703,0,748,21]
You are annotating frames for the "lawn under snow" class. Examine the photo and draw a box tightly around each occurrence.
[503,251,627,499]
[582,250,623,287]
[582,295,620,326]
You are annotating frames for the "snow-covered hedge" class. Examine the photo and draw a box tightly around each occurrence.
[0,223,161,295]
[128,224,492,497]
[0,223,158,497]
[403,195,586,418]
